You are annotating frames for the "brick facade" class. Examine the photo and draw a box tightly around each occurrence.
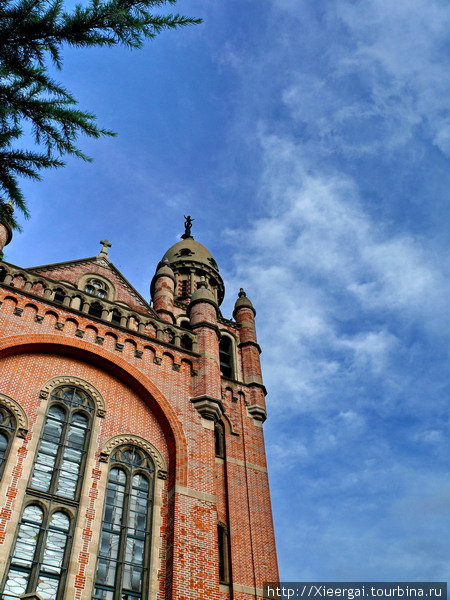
[0,228,278,599]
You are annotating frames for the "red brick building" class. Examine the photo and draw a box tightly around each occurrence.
[0,213,278,600]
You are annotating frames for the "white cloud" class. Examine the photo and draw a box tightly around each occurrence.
[224,133,450,414]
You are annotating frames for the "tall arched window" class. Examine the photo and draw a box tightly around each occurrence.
[93,445,155,600]
[29,385,94,500]
[2,504,71,600]
[219,336,234,379]
[0,405,16,479]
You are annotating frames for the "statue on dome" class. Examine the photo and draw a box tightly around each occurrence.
[182,215,194,239]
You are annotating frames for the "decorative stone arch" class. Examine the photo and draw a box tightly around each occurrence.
[99,433,167,479]
[39,375,106,417]
[77,272,116,301]
[0,392,28,437]
[0,334,188,486]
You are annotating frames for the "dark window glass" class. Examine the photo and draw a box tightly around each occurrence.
[214,422,225,458]
[180,334,192,351]
[53,289,65,304]
[93,446,154,600]
[180,280,189,297]
[218,524,230,584]
[111,309,121,325]
[219,336,234,379]
[89,302,103,318]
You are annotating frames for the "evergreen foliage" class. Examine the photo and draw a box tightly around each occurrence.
[0,0,201,228]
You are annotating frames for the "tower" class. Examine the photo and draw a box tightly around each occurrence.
[0,214,278,600]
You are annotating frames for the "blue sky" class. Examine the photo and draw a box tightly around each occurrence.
[6,0,450,583]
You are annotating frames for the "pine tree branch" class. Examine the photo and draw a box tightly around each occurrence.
[0,0,201,226]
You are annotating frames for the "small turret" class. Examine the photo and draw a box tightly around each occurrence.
[0,202,14,256]
[233,288,266,410]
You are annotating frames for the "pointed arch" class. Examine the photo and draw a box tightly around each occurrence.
[39,376,106,417]
[0,334,188,486]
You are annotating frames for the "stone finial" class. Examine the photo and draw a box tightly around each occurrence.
[98,239,112,257]
[233,287,256,317]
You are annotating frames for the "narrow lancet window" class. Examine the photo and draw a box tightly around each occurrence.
[93,445,155,600]
[219,336,234,379]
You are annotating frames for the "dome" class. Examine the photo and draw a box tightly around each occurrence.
[162,238,219,272]
[152,234,225,306]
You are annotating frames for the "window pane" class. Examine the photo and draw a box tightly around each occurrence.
[2,568,29,599]
[125,537,145,566]
[122,562,143,592]
[98,531,120,560]
[36,574,60,600]
[11,522,41,567]
[50,511,70,531]
[41,529,68,573]
[93,588,115,600]
[23,504,44,523]
[72,412,89,428]
[47,405,66,422]
[96,558,118,586]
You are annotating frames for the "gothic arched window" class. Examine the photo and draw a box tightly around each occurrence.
[92,445,155,600]
[85,278,108,299]
[2,504,71,600]
[0,405,16,479]
[219,336,234,379]
[29,385,94,500]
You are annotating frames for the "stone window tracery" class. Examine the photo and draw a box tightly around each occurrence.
[92,445,155,600]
